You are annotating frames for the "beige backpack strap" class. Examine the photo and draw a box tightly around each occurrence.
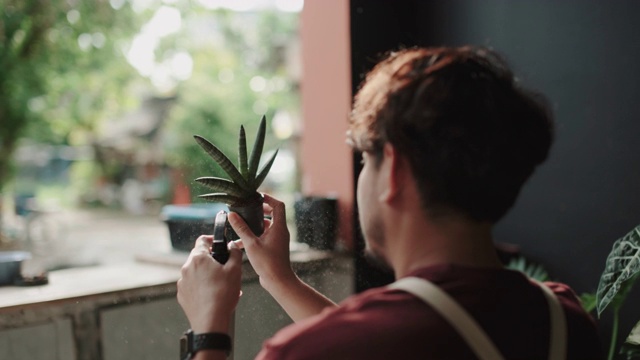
[390,277,568,360]
[536,282,567,360]
[389,277,506,360]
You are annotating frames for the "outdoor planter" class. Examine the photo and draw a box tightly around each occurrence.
[161,203,227,251]
[0,251,31,285]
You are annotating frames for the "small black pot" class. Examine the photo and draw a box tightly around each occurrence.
[228,195,264,239]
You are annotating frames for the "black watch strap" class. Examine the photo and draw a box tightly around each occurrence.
[180,329,232,359]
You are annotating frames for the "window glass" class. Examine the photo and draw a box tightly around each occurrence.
[0,0,302,273]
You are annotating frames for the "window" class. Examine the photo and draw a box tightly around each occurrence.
[0,0,302,273]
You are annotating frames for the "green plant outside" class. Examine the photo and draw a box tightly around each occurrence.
[1,3,299,210]
[161,9,299,202]
[0,0,142,194]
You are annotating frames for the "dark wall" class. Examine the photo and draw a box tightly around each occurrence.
[350,0,640,351]
[351,0,440,293]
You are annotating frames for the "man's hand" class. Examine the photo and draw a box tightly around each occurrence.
[228,194,296,293]
[229,194,337,322]
[177,235,243,333]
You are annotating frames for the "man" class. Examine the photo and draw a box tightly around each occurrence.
[177,46,602,359]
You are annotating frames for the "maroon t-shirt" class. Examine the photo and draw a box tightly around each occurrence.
[256,264,603,360]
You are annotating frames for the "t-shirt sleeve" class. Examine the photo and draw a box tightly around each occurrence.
[544,281,604,359]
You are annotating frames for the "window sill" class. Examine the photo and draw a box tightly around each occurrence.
[0,248,343,312]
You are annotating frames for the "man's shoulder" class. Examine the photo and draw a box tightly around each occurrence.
[256,286,438,359]
[257,269,603,360]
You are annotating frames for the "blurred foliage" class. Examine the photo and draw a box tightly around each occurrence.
[580,292,598,314]
[162,8,299,202]
[505,255,550,282]
[0,0,300,208]
[0,0,144,193]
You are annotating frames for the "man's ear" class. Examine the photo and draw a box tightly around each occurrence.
[379,143,403,203]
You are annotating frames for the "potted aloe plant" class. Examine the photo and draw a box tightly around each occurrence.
[193,115,278,238]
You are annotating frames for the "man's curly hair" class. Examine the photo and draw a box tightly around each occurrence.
[349,46,554,223]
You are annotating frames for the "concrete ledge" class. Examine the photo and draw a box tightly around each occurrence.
[0,249,340,313]
[0,263,177,312]
[0,250,341,314]
[0,249,350,359]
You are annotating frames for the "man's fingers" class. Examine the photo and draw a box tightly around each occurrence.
[228,212,257,243]
[262,194,286,223]
[192,235,213,254]
[232,239,244,249]
[226,241,243,267]
[262,202,272,215]
[196,235,213,246]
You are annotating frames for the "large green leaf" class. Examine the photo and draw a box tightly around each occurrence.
[596,224,640,316]
[239,125,249,179]
[248,115,266,180]
[193,135,251,191]
[195,177,246,197]
[253,149,279,189]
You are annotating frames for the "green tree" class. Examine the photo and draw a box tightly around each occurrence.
[163,8,299,200]
[0,0,142,194]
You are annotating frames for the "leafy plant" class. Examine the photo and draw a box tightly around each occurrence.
[0,0,140,194]
[580,292,597,314]
[506,256,550,282]
[594,224,640,360]
[164,8,299,201]
[194,115,278,236]
[621,321,640,359]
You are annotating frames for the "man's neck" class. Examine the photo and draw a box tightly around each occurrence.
[386,212,503,278]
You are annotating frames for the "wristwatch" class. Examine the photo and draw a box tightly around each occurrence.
[180,329,232,359]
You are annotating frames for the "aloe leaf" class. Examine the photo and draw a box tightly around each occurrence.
[193,135,251,191]
[596,224,640,316]
[195,177,246,197]
[198,193,243,205]
[248,115,266,180]
[253,149,279,189]
[239,125,249,180]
